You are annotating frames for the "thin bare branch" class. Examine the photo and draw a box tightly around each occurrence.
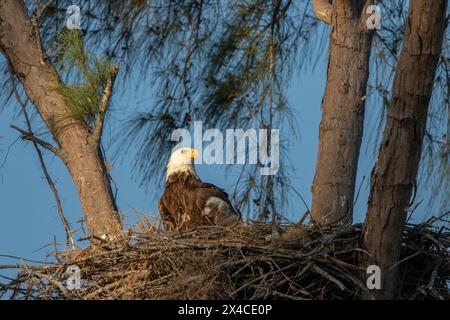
[92,64,120,145]
[10,78,72,246]
[10,125,62,158]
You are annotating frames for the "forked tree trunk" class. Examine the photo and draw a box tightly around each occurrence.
[361,0,447,299]
[311,0,374,225]
[0,0,122,239]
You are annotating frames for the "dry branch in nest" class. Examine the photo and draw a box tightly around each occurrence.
[0,218,448,300]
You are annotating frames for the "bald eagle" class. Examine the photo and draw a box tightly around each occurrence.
[159,148,239,231]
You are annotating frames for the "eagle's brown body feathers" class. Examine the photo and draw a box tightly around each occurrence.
[159,171,239,231]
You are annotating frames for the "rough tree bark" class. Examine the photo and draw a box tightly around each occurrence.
[311,0,374,224]
[361,0,447,299]
[0,0,122,239]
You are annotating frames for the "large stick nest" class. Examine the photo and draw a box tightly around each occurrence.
[1,217,449,300]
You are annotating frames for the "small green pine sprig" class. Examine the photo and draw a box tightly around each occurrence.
[54,28,115,125]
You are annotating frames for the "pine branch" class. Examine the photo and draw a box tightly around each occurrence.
[313,0,332,24]
[92,63,120,146]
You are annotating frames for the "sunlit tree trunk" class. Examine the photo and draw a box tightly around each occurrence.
[311,0,374,224]
[361,0,447,299]
[0,0,122,239]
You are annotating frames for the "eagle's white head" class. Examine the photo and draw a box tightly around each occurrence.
[166,147,199,179]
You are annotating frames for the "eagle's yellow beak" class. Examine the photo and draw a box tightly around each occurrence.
[190,149,199,159]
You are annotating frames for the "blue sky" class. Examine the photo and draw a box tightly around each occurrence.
[0,24,440,276]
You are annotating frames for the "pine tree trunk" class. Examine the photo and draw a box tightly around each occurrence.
[311,0,374,225]
[0,0,122,239]
[361,0,447,299]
